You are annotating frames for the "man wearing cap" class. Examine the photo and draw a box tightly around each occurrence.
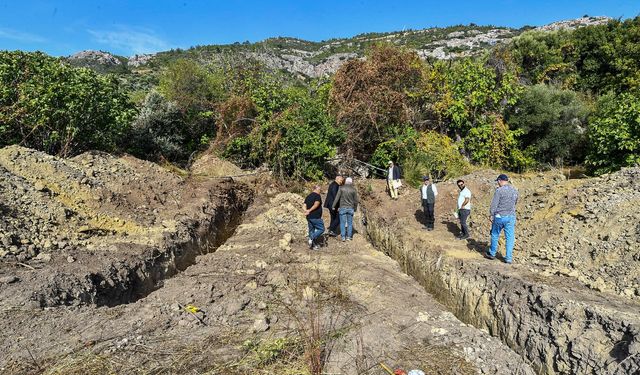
[387,161,402,200]
[485,174,519,264]
[420,176,438,230]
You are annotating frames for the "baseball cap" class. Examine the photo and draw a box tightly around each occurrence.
[496,174,509,181]
[423,176,430,181]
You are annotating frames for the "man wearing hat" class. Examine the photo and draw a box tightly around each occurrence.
[420,175,438,230]
[387,161,402,200]
[485,174,519,264]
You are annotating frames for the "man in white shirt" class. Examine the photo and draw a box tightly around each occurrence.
[420,176,438,230]
[456,179,471,240]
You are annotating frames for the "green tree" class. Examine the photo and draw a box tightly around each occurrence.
[586,91,640,175]
[0,51,135,156]
[464,115,534,171]
[505,84,591,164]
[127,91,188,161]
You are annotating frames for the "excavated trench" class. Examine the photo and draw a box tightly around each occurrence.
[34,186,253,307]
[362,209,640,375]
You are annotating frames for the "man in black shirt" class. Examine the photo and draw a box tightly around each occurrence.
[303,185,325,250]
[324,175,343,236]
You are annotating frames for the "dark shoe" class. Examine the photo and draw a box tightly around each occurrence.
[327,231,337,237]
[483,252,495,260]
[312,244,320,251]
[427,227,434,231]
[503,259,512,264]
[422,225,429,230]
[455,235,468,240]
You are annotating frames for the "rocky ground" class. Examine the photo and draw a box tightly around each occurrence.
[359,168,640,374]
[1,147,639,374]
[1,147,535,374]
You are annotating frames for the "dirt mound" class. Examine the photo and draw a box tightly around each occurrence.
[190,151,244,177]
[0,145,252,308]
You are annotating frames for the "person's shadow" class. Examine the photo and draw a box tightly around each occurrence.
[442,219,460,236]
[414,209,425,227]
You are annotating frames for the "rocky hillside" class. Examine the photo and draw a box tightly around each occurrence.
[66,16,611,79]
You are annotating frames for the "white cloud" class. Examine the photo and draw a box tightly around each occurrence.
[0,28,46,43]
[88,26,170,55]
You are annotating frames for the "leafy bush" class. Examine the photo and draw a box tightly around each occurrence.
[370,127,418,169]
[404,131,471,186]
[224,84,345,180]
[586,91,640,175]
[505,84,591,164]
[127,91,188,161]
[464,115,535,171]
[0,51,135,156]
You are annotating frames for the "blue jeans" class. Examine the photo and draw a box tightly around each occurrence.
[489,215,516,262]
[307,218,325,242]
[338,207,354,239]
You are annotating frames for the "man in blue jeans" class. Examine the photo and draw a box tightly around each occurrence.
[331,177,359,242]
[485,174,519,264]
[303,185,324,250]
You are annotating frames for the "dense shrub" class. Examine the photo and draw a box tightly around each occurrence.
[0,51,135,156]
[127,91,188,161]
[409,130,471,183]
[330,43,423,158]
[586,91,640,175]
[506,84,591,165]
[224,85,344,180]
[464,115,534,171]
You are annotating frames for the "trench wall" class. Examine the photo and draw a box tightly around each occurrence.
[363,212,640,375]
[34,185,252,307]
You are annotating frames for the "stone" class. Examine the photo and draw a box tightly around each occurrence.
[0,275,18,284]
[66,255,75,263]
[35,253,51,262]
[252,316,270,333]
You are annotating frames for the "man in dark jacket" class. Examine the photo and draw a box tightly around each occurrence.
[387,161,402,200]
[324,175,343,236]
[331,177,359,242]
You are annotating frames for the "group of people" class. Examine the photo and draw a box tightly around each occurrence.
[302,175,359,250]
[418,173,519,264]
[303,162,519,264]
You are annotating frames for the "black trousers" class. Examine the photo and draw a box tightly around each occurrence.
[422,202,435,228]
[459,209,471,237]
[328,208,340,234]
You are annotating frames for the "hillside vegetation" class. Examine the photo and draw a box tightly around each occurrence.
[1,16,638,179]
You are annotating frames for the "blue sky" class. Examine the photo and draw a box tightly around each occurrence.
[0,1,638,57]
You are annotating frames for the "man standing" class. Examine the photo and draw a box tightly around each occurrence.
[387,161,402,200]
[303,185,325,250]
[485,174,519,264]
[324,175,343,236]
[456,180,472,240]
[332,177,359,242]
[420,176,438,230]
